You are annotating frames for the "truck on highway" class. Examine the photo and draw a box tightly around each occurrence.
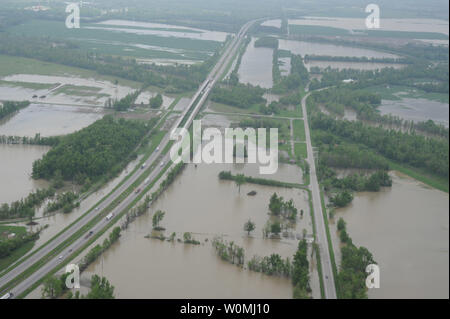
[106,213,114,221]
[1,292,13,299]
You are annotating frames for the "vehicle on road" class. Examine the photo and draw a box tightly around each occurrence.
[160,161,164,167]
[1,292,13,299]
[58,255,63,261]
[141,163,146,169]
[135,188,141,194]
[84,230,94,239]
[144,178,150,185]
[156,146,160,151]
[106,213,114,221]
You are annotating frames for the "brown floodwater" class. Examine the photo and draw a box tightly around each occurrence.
[0,103,103,137]
[330,171,449,298]
[279,39,399,59]
[60,162,320,299]
[0,144,50,204]
[378,98,449,127]
[238,38,274,89]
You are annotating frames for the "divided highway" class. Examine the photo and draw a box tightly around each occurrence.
[0,19,256,298]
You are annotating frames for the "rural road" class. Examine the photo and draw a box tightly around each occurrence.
[301,91,337,299]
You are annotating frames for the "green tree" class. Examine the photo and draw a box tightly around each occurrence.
[85,275,115,299]
[41,276,63,299]
[150,93,163,108]
[152,210,165,229]
[235,174,246,194]
[244,219,255,236]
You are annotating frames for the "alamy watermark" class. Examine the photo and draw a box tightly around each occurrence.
[365,4,380,29]
[170,120,279,175]
[65,3,80,29]
[65,264,80,289]
[365,264,380,289]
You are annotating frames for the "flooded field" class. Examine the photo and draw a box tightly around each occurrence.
[0,103,104,137]
[0,74,135,106]
[61,163,320,299]
[288,17,449,36]
[330,172,449,298]
[0,144,50,204]
[238,38,273,88]
[279,39,399,59]
[95,20,229,42]
[378,98,449,127]
[305,60,405,71]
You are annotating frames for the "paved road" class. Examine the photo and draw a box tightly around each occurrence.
[0,19,256,299]
[301,91,337,299]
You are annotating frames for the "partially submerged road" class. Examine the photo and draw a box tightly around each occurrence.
[301,91,337,299]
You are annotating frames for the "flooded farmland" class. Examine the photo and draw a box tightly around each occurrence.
[238,38,273,88]
[279,39,400,59]
[95,20,229,42]
[0,74,136,106]
[330,172,449,298]
[288,17,449,36]
[67,162,320,299]
[0,103,104,137]
[378,98,449,127]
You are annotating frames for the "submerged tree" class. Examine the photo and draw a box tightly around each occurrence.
[244,219,256,236]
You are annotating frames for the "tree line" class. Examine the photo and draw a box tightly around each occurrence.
[311,112,449,178]
[31,116,148,183]
[0,101,30,120]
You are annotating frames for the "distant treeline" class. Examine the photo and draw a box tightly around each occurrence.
[0,101,30,120]
[254,36,279,49]
[0,133,60,146]
[309,62,449,94]
[311,113,449,178]
[310,88,449,138]
[304,54,412,64]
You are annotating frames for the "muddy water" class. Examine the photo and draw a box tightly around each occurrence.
[238,38,273,89]
[378,98,449,127]
[288,17,449,36]
[0,144,50,204]
[279,39,399,59]
[1,74,135,106]
[79,163,320,298]
[92,20,229,42]
[305,60,405,71]
[0,104,103,137]
[331,172,449,298]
